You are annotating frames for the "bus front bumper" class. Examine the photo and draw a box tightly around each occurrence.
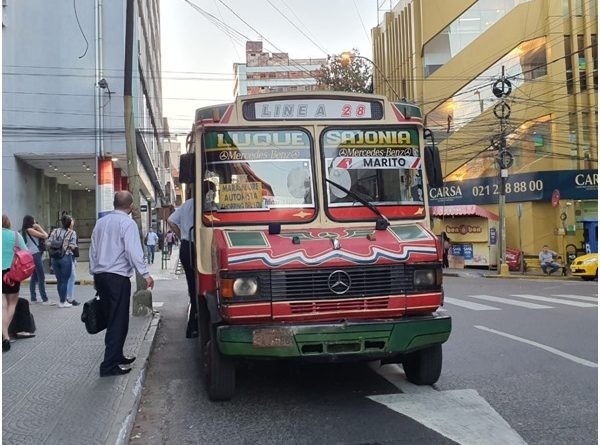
[216,313,451,361]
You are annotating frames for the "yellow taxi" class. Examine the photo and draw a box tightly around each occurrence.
[569,253,598,281]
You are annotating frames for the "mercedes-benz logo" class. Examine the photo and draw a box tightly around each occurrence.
[328,270,351,295]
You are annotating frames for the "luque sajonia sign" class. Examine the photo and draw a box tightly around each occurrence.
[429,169,597,206]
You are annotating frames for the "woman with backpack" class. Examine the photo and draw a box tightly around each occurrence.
[21,215,51,305]
[2,214,27,351]
[47,215,78,308]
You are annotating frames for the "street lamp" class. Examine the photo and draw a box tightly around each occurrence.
[339,51,401,100]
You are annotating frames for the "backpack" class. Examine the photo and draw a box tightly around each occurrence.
[3,232,35,286]
[48,229,70,260]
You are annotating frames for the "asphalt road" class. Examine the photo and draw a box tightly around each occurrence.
[130,276,597,445]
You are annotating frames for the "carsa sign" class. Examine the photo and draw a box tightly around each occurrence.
[429,169,597,205]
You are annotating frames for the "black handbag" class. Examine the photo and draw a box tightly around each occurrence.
[81,296,107,334]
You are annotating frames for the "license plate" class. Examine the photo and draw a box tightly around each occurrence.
[252,328,294,348]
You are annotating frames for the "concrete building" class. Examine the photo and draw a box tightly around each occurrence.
[233,41,326,96]
[372,0,598,259]
[2,0,173,241]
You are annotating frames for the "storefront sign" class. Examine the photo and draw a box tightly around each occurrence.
[451,243,474,260]
[489,227,497,245]
[429,169,597,205]
[444,217,488,242]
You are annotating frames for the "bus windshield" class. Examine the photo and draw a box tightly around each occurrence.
[202,128,316,222]
[322,127,424,210]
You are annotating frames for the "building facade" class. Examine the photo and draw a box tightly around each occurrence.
[233,41,326,96]
[373,0,598,258]
[2,0,172,240]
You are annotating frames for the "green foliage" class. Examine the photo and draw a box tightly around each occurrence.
[316,50,373,93]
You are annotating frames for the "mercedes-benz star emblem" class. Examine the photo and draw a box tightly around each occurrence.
[328,270,351,295]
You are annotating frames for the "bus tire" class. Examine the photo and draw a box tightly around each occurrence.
[206,328,236,401]
[402,344,442,385]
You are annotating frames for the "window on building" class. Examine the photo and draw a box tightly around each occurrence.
[564,36,574,94]
[521,38,547,80]
[423,0,530,77]
[593,34,598,90]
[578,34,587,91]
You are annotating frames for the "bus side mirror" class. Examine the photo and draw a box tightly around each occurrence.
[179,153,195,184]
[423,129,443,189]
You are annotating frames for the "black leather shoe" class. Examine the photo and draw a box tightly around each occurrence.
[120,356,136,365]
[100,366,132,377]
[2,339,10,352]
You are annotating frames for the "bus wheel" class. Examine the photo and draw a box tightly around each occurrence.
[206,328,236,401]
[402,344,442,385]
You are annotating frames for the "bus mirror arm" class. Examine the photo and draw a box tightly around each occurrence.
[325,178,390,231]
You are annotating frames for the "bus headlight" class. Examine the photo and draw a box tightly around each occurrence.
[233,277,258,296]
[414,269,439,288]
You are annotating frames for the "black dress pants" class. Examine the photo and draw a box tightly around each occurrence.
[94,273,131,373]
[180,240,197,334]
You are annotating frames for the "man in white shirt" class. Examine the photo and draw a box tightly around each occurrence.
[167,196,197,338]
[539,245,561,275]
[145,227,159,264]
[90,191,154,377]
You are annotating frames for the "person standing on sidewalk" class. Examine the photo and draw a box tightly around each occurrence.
[65,218,80,306]
[167,195,196,338]
[21,215,52,305]
[47,215,77,308]
[90,191,154,377]
[2,214,27,351]
[144,227,159,264]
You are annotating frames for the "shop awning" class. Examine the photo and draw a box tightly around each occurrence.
[431,205,499,221]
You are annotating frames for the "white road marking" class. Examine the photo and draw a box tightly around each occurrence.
[475,325,598,368]
[468,295,553,309]
[552,294,599,303]
[370,363,527,445]
[444,297,501,311]
[510,294,596,308]
[152,302,164,308]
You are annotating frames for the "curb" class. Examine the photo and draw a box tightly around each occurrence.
[109,311,161,445]
[443,271,583,281]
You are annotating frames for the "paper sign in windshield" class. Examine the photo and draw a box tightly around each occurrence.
[334,156,421,170]
[220,182,263,209]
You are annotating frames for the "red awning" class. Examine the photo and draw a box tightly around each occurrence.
[431,205,499,221]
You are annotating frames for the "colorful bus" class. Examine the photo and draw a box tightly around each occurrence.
[180,91,450,400]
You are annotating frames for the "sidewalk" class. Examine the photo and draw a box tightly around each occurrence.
[443,267,583,281]
[2,255,184,445]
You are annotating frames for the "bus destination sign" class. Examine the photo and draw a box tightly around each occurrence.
[245,99,380,121]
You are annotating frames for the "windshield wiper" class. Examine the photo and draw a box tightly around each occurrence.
[325,178,390,231]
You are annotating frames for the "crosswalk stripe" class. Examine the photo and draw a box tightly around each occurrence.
[552,294,599,303]
[511,294,596,308]
[444,297,500,311]
[468,295,553,309]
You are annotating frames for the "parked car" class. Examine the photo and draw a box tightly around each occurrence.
[569,253,598,281]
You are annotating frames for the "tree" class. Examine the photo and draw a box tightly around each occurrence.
[316,50,373,93]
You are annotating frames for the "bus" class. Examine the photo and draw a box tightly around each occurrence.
[179,91,450,400]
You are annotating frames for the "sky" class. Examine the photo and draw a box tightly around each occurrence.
[160,0,381,139]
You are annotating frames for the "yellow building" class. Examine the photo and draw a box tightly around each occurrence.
[373,0,598,261]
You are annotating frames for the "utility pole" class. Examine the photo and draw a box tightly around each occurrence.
[492,66,513,276]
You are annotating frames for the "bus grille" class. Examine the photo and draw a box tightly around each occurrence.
[289,297,390,314]
[270,265,415,300]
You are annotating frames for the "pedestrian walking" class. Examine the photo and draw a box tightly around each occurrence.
[165,230,175,257]
[65,218,80,306]
[47,215,77,308]
[90,191,154,377]
[2,214,27,351]
[21,215,52,305]
[144,227,159,264]
[167,195,197,338]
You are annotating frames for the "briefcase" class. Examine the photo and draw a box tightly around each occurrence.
[81,297,107,334]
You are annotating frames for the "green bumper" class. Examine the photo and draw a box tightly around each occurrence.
[217,314,451,360]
